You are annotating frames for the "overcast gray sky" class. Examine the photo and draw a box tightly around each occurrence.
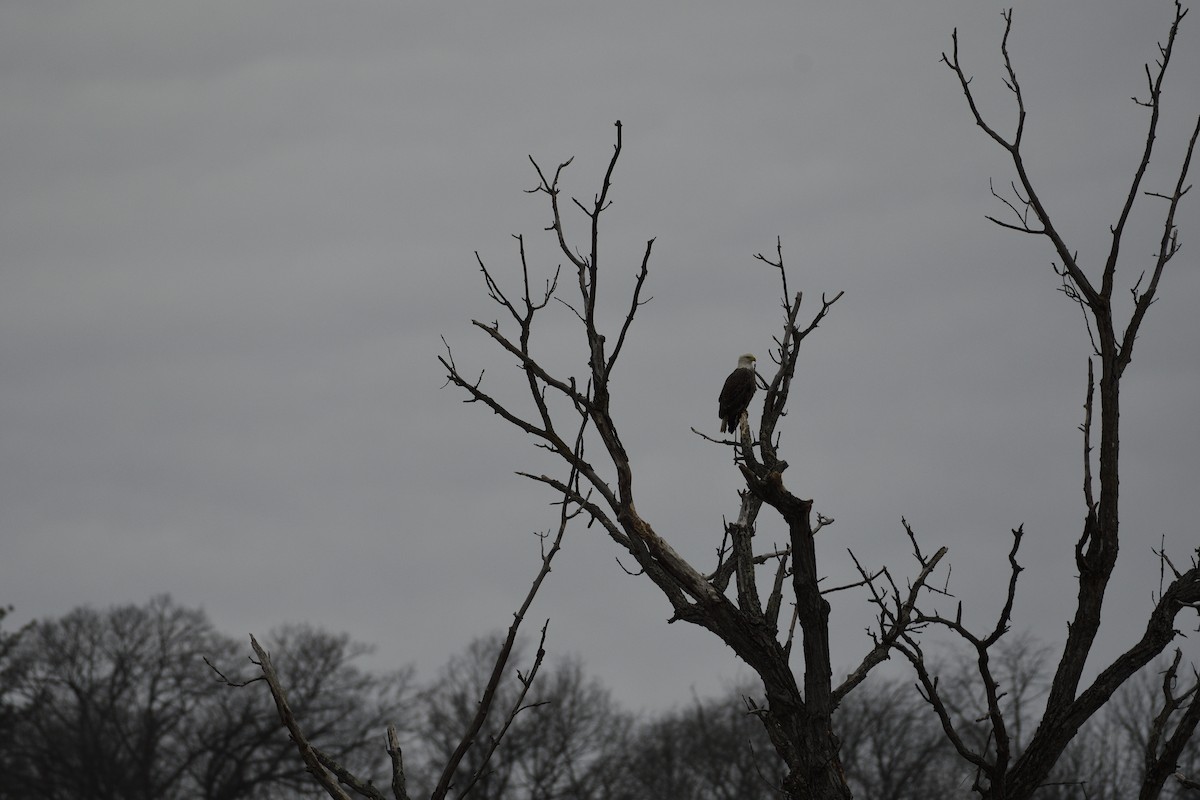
[3,0,1198,711]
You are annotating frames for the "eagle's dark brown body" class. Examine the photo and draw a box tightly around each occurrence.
[719,354,757,433]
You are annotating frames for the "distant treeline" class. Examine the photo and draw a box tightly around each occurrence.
[0,597,1195,799]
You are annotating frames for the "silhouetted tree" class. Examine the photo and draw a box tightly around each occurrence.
[835,674,962,799]
[439,118,946,799]
[415,634,630,800]
[0,596,412,800]
[0,605,29,784]
[612,686,781,800]
[886,4,1200,797]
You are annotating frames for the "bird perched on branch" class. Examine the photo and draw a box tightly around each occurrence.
[719,353,757,434]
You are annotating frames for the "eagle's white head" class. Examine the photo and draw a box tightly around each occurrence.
[738,353,757,371]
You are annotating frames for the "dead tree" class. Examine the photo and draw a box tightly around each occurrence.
[883,4,1200,798]
[441,122,944,800]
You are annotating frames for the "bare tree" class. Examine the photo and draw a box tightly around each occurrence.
[841,642,1200,800]
[439,121,947,800]
[989,652,1200,799]
[0,605,29,787]
[835,673,963,799]
[0,596,410,800]
[881,3,1200,797]
[503,657,631,800]
[415,635,631,800]
[608,684,782,800]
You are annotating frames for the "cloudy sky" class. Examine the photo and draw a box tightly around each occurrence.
[3,0,1198,712]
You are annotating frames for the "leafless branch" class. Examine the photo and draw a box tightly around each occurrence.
[983,527,1025,647]
[834,525,949,704]
[754,236,789,303]
[1104,1,1190,318]
[942,9,1098,308]
[1118,109,1200,375]
[1176,771,1200,791]
[386,726,408,800]
[607,237,655,375]
[203,655,263,688]
[430,465,579,800]
[1139,649,1200,798]
[1081,359,1097,516]
[249,636,355,800]
[707,541,791,594]
[455,622,552,800]
[765,547,792,631]
[314,748,388,800]
[820,569,886,597]
[899,636,990,773]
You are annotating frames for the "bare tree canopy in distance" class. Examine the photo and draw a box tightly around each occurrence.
[6,605,1200,799]
[0,596,414,800]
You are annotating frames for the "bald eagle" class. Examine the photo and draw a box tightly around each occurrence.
[719,354,757,433]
